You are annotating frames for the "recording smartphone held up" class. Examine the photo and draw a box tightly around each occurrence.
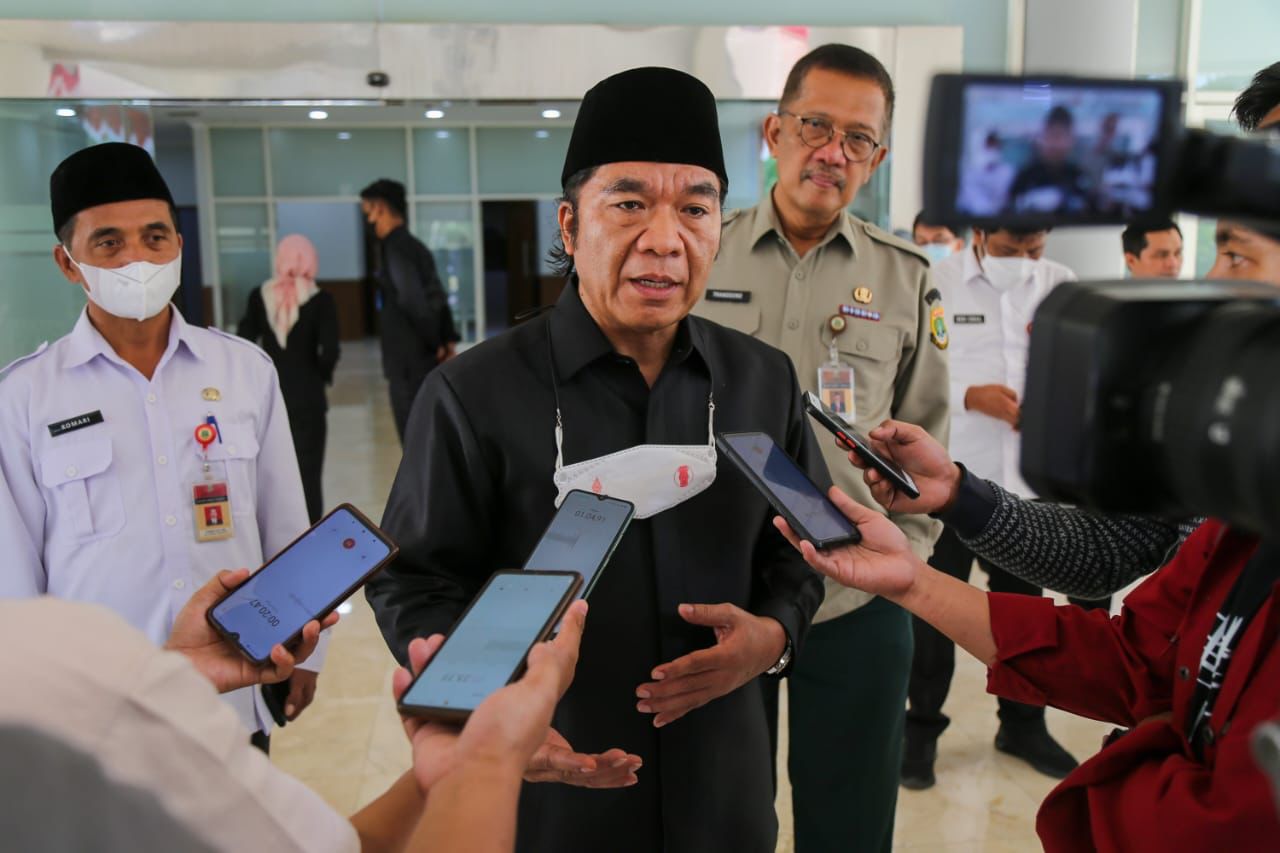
[207,504,398,665]
[803,392,922,500]
[716,431,860,550]
[524,489,634,600]
[397,570,583,723]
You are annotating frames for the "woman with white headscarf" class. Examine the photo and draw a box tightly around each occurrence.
[238,234,339,523]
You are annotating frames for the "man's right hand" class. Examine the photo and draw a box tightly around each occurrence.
[964,384,1020,428]
[845,420,962,515]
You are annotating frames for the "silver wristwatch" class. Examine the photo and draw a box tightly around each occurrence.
[765,638,794,676]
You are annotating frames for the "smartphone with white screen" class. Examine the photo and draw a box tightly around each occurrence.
[206,504,397,665]
[716,431,861,550]
[397,570,583,723]
[523,490,634,600]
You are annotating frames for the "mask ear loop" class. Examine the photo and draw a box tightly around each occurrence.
[547,324,565,471]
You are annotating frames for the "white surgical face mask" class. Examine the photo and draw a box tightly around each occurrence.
[553,399,717,519]
[922,243,954,264]
[66,250,182,321]
[981,255,1036,292]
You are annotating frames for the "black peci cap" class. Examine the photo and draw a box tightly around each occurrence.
[561,67,727,190]
[49,142,175,236]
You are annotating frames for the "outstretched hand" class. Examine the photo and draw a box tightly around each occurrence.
[773,486,921,600]
[393,600,641,793]
[164,569,338,694]
[844,420,962,515]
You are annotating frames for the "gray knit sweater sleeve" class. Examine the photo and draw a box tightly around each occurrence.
[952,477,1201,600]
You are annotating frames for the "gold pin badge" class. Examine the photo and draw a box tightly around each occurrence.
[853,286,873,305]
[829,315,847,333]
[202,387,221,402]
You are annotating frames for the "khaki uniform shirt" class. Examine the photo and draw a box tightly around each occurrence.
[696,194,949,622]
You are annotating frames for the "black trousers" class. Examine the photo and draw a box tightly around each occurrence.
[906,528,1110,741]
[388,371,430,444]
[289,413,327,524]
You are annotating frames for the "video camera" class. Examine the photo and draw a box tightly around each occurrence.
[921,74,1280,534]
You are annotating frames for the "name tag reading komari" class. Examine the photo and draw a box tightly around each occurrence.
[193,481,234,542]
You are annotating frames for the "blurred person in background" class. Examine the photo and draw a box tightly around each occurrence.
[238,234,339,523]
[360,179,460,442]
[911,210,966,263]
[1121,219,1183,279]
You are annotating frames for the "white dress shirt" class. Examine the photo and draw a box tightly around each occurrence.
[934,247,1075,497]
[0,306,321,732]
[0,598,358,853]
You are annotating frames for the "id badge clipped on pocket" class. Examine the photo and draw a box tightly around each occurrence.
[193,481,235,542]
[192,422,234,542]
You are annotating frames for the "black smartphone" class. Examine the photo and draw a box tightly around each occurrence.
[207,503,398,665]
[523,489,634,600]
[716,431,860,549]
[803,392,922,500]
[397,570,583,723]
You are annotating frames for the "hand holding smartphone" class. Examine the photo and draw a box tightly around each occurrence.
[524,490,634,600]
[397,570,583,722]
[207,504,398,665]
[716,431,860,549]
[803,392,922,500]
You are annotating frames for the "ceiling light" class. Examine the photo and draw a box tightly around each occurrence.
[534,130,551,139]
[56,107,76,117]
[309,110,328,120]
[337,131,352,140]
[541,108,561,119]
[425,109,445,119]
[435,130,451,139]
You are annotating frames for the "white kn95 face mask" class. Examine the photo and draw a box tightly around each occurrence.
[67,251,182,321]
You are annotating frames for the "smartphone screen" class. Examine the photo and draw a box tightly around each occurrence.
[718,432,858,547]
[209,506,393,662]
[398,571,580,717]
[523,490,634,599]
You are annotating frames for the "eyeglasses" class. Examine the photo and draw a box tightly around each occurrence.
[778,111,882,163]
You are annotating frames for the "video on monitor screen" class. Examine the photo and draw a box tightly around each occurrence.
[956,83,1166,220]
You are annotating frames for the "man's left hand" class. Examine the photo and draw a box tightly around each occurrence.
[164,569,338,695]
[285,670,320,720]
[635,604,786,728]
[436,342,457,364]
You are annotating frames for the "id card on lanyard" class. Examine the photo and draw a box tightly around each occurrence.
[192,420,234,542]
[818,316,856,425]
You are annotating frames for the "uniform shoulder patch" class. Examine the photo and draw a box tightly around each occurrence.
[203,325,274,365]
[0,341,51,381]
[861,221,930,265]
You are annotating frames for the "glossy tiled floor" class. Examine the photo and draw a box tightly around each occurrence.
[273,340,1113,851]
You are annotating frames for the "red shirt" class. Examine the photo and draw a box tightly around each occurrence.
[986,519,1280,852]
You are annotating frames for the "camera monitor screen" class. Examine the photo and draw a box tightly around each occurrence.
[924,75,1184,229]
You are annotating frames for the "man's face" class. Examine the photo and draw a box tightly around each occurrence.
[913,223,964,251]
[1207,222,1280,286]
[1125,228,1183,278]
[560,161,721,337]
[360,199,377,226]
[765,68,889,224]
[55,198,181,286]
[1038,122,1075,165]
[977,229,1048,260]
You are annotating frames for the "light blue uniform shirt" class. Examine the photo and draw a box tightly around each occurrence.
[0,306,322,732]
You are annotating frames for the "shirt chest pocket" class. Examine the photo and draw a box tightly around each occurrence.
[201,424,261,516]
[839,327,903,425]
[40,438,126,542]
[698,301,761,336]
